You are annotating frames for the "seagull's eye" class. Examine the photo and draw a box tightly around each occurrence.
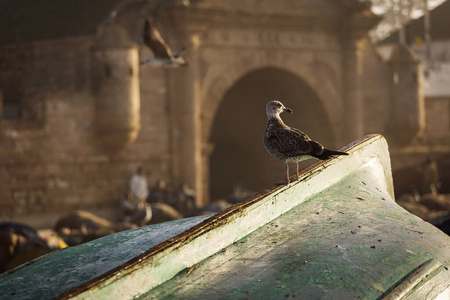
[276,103,282,108]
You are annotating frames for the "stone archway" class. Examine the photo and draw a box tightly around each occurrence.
[208,67,335,201]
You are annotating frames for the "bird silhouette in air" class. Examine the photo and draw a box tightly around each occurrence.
[140,18,188,67]
[263,100,348,184]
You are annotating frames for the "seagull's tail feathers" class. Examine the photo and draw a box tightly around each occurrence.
[313,149,348,160]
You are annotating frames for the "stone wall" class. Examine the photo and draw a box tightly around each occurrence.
[0,39,93,105]
[0,39,171,228]
[425,96,450,143]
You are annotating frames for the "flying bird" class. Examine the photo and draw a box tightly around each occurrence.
[140,18,188,68]
[263,100,348,184]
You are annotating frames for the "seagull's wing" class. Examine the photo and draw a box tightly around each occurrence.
[308,140,325,156]
[289,126,325,155]
[266,127,318,157]
[143,18,173,59]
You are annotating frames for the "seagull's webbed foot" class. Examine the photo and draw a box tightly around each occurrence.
[276,179,290,185]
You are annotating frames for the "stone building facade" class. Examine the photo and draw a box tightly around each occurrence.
[376,0,450,171]
[1,0,438,227]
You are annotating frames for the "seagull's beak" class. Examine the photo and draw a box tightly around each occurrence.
[284,107,293,113]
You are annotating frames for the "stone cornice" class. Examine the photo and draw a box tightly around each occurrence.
[163,2,380,40]
[197,28,341,50]
[171,7,341,31]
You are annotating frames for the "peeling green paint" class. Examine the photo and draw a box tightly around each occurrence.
[0,215,212,300]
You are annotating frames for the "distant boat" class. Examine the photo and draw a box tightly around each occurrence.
[1,135,450,300]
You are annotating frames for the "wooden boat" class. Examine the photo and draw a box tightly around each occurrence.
[1,135,449,299]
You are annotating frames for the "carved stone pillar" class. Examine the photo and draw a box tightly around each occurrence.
[340,7,380,145]
[93,24,140,153]
[387,44,425,145]
[342,36,364,145]
[201,142,215,204]
[167,32,204,206]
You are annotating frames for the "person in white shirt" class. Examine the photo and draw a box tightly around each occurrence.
[120,167,151,225]
[129,166,149,203]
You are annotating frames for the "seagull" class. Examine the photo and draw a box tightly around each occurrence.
[263,100,348,184]
[140,18,188,68]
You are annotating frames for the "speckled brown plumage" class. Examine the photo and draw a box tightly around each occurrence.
[263,100,348,183]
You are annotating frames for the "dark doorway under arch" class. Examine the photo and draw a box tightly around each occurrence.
[209,67,335,201]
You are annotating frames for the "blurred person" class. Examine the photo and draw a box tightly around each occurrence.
[174,183,196,216]
[129,166,149,203]
[120,167,151,225]
[148,180,169,204]
[421,157,440,195]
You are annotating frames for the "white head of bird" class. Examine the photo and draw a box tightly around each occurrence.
[266,100,292,119]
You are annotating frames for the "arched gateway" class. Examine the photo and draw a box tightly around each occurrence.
[208,67,334,200]
[163,1,379,205]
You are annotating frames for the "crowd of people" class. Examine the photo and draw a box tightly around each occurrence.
[120,167,197,226]
[120,166,256,226]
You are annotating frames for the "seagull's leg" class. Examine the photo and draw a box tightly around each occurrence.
[296,162,299,181]
[285,162,290,184]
